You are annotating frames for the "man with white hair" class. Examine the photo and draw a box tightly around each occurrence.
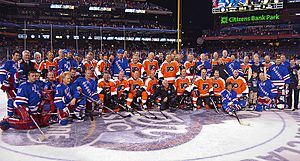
[19,50,35,83]
[32,52,42,70]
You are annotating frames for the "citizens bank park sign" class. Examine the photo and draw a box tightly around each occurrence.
[220,14,280,24]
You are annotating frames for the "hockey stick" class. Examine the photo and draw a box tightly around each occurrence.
[209,97,220,114]
[132,102,158,119]
[232,111,250,126]
[82,94,131,118]
[29,115,47,142]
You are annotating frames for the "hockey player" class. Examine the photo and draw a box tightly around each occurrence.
[126,71,148,109]
[221,82,242,115]
[267,55,290,109]
[98,72,118,111]
[144,69,159,96]
[250,56,263,75]
[32,52,42,70]
[72,69,100,120]
[248,71,259,110]
[211,52,219,66]
[226,69,248,98]
[159,54,180,84]
[38,51,58,79]
[115,71,130,100]
[81,52,98,79]
[95,52,110,78]
[262,55,274,74]
[129,55,143,78]
[153,80,177,111]
[221,50,231,63]
[57,50,78,75]
[194,68,213,108]
[174,69,190,96]
[43,71,58,91]
[0,70,54,130]
[19,50,35,83]
[111,49,130,79]
[211,70,225,107]
[53,49,65,63]
[184,53,197,80]
[54,72,80,125]
[142,52,159,76]
[226,54,242,77]
[256,73,278,111]
[0,51,21,117]
[196,53,212,76]
[240,56,252,80]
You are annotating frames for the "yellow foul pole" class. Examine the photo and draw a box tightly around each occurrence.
[177,0,181,53]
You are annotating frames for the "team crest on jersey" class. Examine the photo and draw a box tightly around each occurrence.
[202,84,209,90]
[212,83,219,88]
[149,65,156,70]
[232,82,239,88]
[131,67,139,72]
[166,66,174,72]
[132,84,140,90]
[180,83,188,89]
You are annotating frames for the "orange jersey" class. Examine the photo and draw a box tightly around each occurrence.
[262,62,274,70]
[38,60,58,76]
[144,77,158,95]
[142,59,159,76]
[226,76,247,96]
[98,79,117,96]
[184,61,196,76]
[159,61,179,84]
[194,77,213,97]
[211,77,225,96]
[82,59,98,71]
[129,62,143,78]
[95,60,110,75]
[221,57,231,63]
[31,60,41,70]
[211,59,219,66]
[240,63,252,75]
[127,78,145,96]
[174,77,190,95]
[115,78,129,97]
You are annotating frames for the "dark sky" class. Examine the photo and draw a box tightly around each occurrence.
[150,0,213,31]
[149,0,213,45]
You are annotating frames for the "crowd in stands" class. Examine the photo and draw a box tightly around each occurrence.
[206,24,300,37]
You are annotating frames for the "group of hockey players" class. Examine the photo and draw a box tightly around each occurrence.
[0,48,299,131]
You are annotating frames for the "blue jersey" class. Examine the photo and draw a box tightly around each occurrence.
[267,64,290,85]
[35,80,45,89]
[226,61,242,76]
[15,81,42,112]
[221,89,238,105]
[111,58,130,78]
[43,81,58,91]
[54,83,80,110]
[196,60,212,75]
[58,58,78,75]
[72,77,98,100]
[258,79,277,99]
[0,60,19,87]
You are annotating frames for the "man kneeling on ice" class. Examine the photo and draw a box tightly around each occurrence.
[0,70,55,131]
[221,82,243,115]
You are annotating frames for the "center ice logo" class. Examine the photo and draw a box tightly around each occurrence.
[0,110,259,151]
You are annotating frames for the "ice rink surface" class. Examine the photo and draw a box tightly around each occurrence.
[0,91,300,161]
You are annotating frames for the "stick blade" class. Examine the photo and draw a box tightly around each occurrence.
[239,121,251,126]
[37,135,47,142]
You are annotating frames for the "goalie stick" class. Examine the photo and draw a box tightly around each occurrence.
[29,115,47,142]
